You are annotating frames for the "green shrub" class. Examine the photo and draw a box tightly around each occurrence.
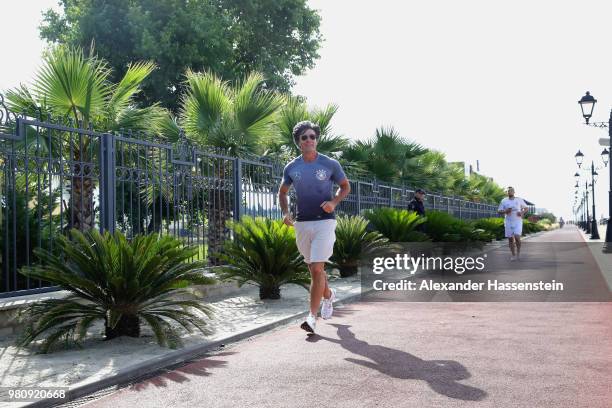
[214,217,310,299]
[18,230,215,353]
[363,208,427,242]
[524,219,545,234]
[330,215,390,277]
[425,211,494,243]
[472,217,505,240]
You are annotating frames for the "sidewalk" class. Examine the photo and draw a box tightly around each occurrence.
[575,225,612,292]
[0,272,364,407]
[80,226,612,408]
[0,227,600,407]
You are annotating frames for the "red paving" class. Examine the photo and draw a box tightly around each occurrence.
[86,227,612,408]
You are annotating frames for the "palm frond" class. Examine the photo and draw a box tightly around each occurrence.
[32,46,111,126]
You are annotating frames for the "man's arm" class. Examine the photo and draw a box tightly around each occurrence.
[321,178,351,213]
[498,204,511,216]
[519,200,529,217]
[278,183,294,226]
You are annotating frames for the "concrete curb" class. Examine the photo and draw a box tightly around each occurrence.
[28,291,364,408]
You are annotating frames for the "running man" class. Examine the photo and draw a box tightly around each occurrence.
[498,186,528,261]
[278,121,351,333]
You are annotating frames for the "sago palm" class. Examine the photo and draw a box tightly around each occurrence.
[213,217,310,299]
[330,215,390,277]
[363,207,428,242]
[18,229,215,353]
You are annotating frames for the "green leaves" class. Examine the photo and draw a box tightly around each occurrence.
[272,96,349,157]
[423,211,494,243]
[40,0,323,110]
[17,229,215,352]
[33,46,111,126]
[179,70,283,156]
[330,215,390,275]
[364,208,428,242]
[213,216,310,298]
[6,46,164,136]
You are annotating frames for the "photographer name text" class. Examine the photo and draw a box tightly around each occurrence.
[372,279,564,291]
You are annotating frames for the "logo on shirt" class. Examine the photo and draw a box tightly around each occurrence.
[315,169,328,181]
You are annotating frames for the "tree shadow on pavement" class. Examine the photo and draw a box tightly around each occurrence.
[309,324,487,401]
[129,352,236,391]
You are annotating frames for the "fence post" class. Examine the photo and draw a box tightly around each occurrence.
[234,157,242,221]
[356,181,361,214]
[100,133,116,234]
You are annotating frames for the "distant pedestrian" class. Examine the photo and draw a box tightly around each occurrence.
[278,121,351,334]
[498,187,528,261]
[559,217,565,228]
[408,189,426,216]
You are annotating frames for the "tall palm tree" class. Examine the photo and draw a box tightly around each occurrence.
[5,46,167,232]
[177,70,284,263]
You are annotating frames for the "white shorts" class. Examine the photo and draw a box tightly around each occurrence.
[505,220,523,238]
[294,219,337,264]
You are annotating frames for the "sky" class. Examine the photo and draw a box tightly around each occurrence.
[1,0,611,221]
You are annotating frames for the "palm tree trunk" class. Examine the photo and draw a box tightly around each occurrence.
[70,162,95,231]
[207,177,231,265]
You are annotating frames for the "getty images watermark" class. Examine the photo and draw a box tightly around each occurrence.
[370,253,564,292]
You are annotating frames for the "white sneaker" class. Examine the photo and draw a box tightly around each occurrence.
[300,313,316,333]
[510,256,517,262]
[321,288,336,320]
[516,254,521,261]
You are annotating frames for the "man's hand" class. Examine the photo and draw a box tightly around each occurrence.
[505,208,512,215]
[321,200,337,214]
[282,212,294,226]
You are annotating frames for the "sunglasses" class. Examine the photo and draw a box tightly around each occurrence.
[300,134,317,141]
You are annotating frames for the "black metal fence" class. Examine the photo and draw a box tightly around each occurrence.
[0,100,498,297]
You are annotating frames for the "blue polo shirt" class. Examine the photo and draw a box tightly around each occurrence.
[282,153,347,221]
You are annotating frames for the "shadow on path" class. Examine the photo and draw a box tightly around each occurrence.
[130,351,236,391]
[309,324,487,401]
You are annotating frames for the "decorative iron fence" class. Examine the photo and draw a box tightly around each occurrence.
[0,97,498,297]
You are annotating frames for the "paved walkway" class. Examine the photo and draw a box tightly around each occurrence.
[81,227,612,408]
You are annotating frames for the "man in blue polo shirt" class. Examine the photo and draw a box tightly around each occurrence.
[278,121,351,333]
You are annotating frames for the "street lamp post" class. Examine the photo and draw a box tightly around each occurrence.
[585,181,591,235]
[590,161,600,239]
[575,151,601,239]
[577,92,612,252]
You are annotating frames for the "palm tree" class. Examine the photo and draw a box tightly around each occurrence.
[177,71,284,263]
[267,96,349,159]
[341,127,427,183]
[4,46,167,232]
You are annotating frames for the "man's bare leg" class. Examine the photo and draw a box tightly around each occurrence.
[308,262,331,316]
[515,234,522,257]
[508,237,516,256]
